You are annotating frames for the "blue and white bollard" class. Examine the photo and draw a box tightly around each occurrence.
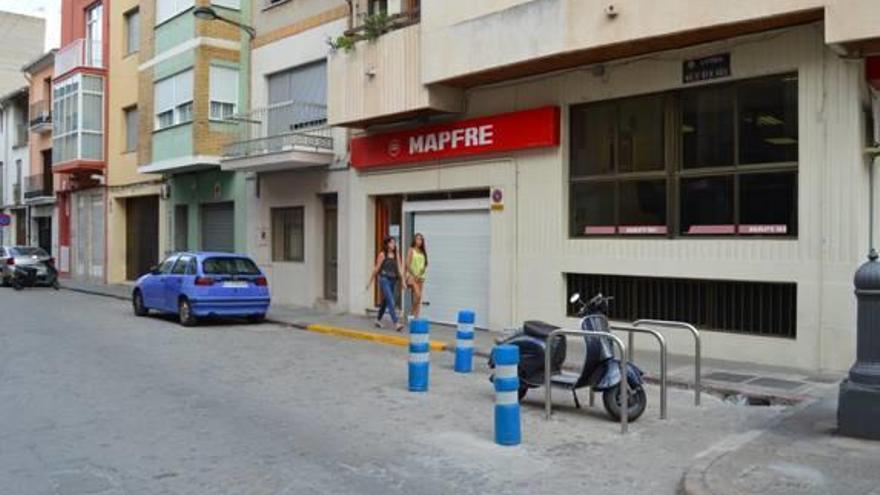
[454,310,475,373]
[493,344,521,446]
[408,318,430,392]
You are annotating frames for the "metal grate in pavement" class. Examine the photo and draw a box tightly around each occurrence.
[746,377,805,391]
[703,372,756,383]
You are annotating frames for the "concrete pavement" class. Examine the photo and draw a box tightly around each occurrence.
[0,288,787,494]
[60,279,843,405]
[4,287,880,494]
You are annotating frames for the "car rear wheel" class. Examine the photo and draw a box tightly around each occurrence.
[179,298,197,327]
[132,290,148,317]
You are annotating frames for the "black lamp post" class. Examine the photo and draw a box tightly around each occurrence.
[193,6,256,40]
[838,149,880,439]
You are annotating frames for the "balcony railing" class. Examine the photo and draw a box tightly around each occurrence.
[55,38,103,77]
[29,100,51,131]
[24,173,54,201]
[342,8,420,43]
[223,101,333,159]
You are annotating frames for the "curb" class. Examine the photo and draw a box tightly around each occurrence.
[61,285,131,301]
[267,318,448,352]
[305,323,448,351]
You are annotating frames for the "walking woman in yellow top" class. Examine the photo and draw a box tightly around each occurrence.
[406,233,428,319]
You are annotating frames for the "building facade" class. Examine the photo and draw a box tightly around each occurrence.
[54,0,110,281]
[0,13,47,248]
[221,0,348,309]
[106,0,167,283]
[23,51,57,254]
[0,87,32,247]
[137,0,248,258]
[328,1,880,372]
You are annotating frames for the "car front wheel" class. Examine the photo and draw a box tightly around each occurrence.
[132,290,148,316]
[178,298,197,327]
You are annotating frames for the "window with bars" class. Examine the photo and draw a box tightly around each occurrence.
[566,273,797,338]
[569,73,798,238]
[271,207,304,262]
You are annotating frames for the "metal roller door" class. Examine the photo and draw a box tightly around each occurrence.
[412,209,490,327]
[201,202,234,253]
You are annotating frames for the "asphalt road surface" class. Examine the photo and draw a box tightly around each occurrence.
[0,289,784,494]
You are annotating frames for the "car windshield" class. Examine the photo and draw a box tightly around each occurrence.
[202,257,261,276]
[11,247,48,257]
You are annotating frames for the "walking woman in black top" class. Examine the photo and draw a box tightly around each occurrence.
[366,236,405,331]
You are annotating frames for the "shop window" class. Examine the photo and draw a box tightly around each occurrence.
[570,94,667,236]
[271,207,304,262]
[569,73,798,238]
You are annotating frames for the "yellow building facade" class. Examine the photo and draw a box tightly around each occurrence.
[106,0,167,283]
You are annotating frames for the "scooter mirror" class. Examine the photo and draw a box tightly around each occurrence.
[569,293,581,304]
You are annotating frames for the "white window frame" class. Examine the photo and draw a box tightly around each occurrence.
[209,65,239,121]
[155,0,194,25]
[52,74,105,164]
[154,69,193,131]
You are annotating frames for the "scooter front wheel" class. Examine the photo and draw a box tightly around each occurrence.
[602,385,647,422]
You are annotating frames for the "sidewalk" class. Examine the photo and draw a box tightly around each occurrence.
[60,278,841,404]
[681,390,880,495]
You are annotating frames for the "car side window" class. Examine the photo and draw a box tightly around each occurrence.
[158,256,177,274]
[172,256,192,275]
[0,248,5,257]
[186,258,197,275]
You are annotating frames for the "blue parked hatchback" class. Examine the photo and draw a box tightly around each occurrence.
[133,252,270,326]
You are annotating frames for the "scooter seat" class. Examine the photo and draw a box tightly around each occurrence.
[523,320,560,339]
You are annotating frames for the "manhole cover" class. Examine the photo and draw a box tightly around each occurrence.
[704,372,755,383]
[747,377,805,390]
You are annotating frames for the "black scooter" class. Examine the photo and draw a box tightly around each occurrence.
[11,259,60,291]
[490,293,647,422]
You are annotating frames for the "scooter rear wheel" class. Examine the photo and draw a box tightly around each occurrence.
[602,385,647,422]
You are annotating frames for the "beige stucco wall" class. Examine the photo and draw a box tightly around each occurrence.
[328,23,463,126]
[108,0,151,187]
[345,25,871,372]
[27,63,54,181]
[418,0,880,85]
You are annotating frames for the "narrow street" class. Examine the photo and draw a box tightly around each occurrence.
[0,289,796,495]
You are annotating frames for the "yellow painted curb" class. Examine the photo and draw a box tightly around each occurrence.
[305,324,448,351]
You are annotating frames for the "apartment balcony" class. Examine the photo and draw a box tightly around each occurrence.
[328,20,463,128]
[52,72,105,175]
[55,38,104,78]
[29,100,52,134]
[220,101,335,173]
[23,173,54,203]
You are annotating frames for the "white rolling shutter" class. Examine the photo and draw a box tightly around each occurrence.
[413,210,490,327]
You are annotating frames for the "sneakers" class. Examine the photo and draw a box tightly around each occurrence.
[374,321,382,329]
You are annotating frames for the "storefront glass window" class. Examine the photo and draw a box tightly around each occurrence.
[682,85,734,169]
[569,72,798,238]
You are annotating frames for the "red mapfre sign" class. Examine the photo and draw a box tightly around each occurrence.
[351,106,560,169]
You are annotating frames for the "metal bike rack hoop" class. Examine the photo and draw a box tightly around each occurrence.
[544,329,629,434]
[633,319,702,406]
[609,322,668,420]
